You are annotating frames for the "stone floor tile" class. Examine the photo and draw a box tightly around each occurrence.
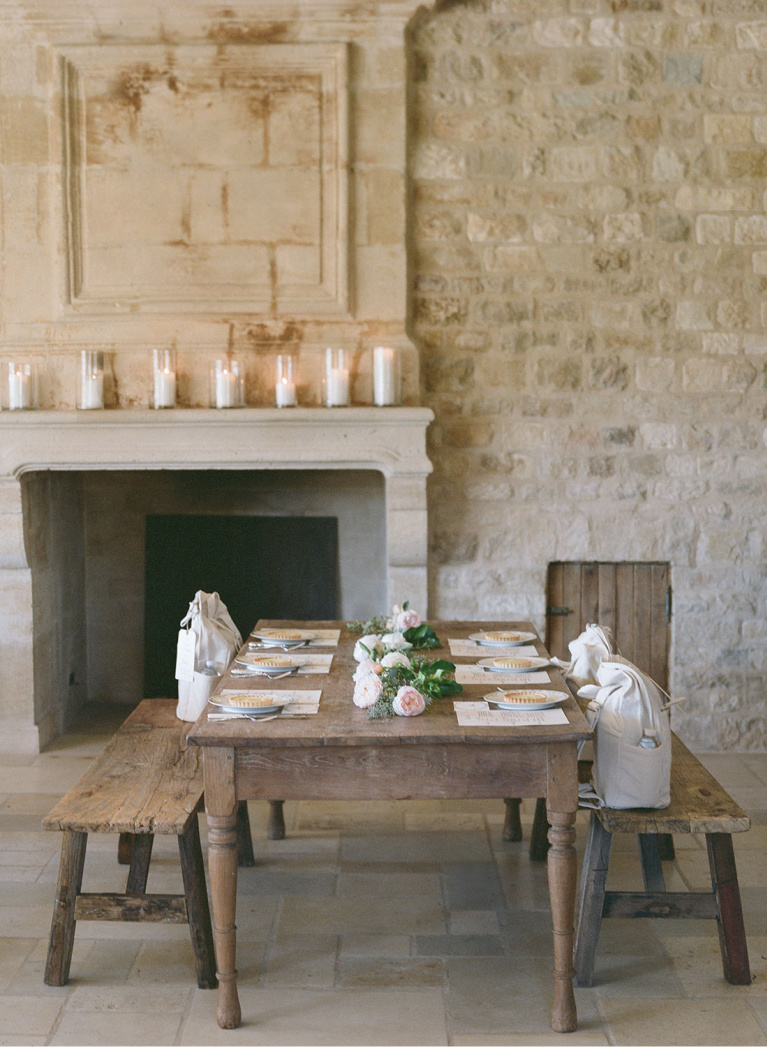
[729,787,767,811]
[181,986,449,1045]
[449,910,501,935]
[696,753,764,790]
[337,870,440,896]
[278,895,446,936]
[452,1035,610,1046]
[0,994,65,1035]
[662,933,767,996]
[740,755,767,786]
[599,997,767,1045]
[294,800,406,832]
[752,996,767,1035]
[414,934,504,956]
[65,984,193,1012]
[65,939,139,986]
[336,956,444,987]
[340,830,492,864]
[443,860,505,910]
[126,940,205,985]
[590,952,687,997]
[237,868,337,897]
[585,918,669,957]
[49,1010,184,1046]
[404,812,486,831]
[262,934,338,987]
[338,934,411,958]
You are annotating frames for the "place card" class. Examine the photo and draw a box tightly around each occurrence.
[218,689,321,714]
[453,701,568,727]
[454,666,552,685]
[448,640,539,658]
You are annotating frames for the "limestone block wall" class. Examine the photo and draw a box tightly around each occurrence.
[411,0,767,750]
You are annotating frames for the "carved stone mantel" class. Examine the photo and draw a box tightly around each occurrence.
[0,407,433,753]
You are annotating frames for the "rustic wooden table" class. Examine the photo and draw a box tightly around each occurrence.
[187,620,592,1033]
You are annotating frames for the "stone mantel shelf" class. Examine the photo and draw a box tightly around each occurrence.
[0,407,434,479]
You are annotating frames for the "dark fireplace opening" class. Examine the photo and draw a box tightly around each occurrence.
[144,514,339,698]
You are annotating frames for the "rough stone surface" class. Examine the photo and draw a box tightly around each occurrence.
[0,0,766,751]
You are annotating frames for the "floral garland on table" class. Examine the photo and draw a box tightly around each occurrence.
[348,603,461,718]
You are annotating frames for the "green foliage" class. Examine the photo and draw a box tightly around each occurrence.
[402,623,441,650]
[347,614,388,635]
[366,656,461,719]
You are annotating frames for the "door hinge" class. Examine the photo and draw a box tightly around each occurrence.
[546,605,573,617]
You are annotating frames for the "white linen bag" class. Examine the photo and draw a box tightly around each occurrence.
[175,591,243,722]
[556,623,615,689]
[581,656,671,810]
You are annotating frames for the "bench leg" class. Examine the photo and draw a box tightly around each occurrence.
[125,834,153,893]
[117,832,134,865]
[574,813,612,987]
[178,814,218,990]
[502,798,523,842]
[45,830,87,986]
[658,832,675,861]
[235,801,256,866]
[638,834,666,891]
[707,832,751,985]
[267,800,286,841]
[530,797,550,861]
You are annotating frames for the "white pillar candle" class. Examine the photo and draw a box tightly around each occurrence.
[154,368,176,409]
[8,365,33,410]
[215,367,236,408]
[326,368,349,406]
[276,376,297,407]
[80,372,103,410]
[373,346,399,406]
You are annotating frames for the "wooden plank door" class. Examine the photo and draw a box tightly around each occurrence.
[546,562,670,690]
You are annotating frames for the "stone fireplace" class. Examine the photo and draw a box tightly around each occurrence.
[0,407,432,752]
[0,0,431,753]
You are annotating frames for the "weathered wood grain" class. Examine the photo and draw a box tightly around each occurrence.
[74,894,188,922]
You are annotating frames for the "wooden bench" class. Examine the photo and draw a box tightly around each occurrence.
[43,699,220,988]
[574,732,752,987]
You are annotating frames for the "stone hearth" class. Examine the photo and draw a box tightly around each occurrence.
[0,407,432,752]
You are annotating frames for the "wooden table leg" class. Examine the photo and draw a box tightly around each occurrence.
[203,747,241,1029]
[547,745,578,1034]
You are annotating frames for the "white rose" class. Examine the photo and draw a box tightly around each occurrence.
[354,634,384,662]
[353,658,383,682]
[394,609,421,632]
[381,651,411,669]
[381,632,412,653]
[353,673,383,708]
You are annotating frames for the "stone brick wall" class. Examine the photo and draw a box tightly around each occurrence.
[411,0,767,750]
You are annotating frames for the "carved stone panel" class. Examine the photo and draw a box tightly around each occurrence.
[59,43,348,315]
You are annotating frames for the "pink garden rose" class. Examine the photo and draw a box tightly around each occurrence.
[353,658,383,682]
[392,685,426,717]
[353,672,383,709]
[394,608,421,632]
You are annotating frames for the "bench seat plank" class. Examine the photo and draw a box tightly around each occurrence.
[42,702,202,836]
[597,734,750,836]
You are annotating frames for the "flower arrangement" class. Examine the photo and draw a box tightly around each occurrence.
[354,655,461,719]
[348,602,460,718]
[347,601,441,651]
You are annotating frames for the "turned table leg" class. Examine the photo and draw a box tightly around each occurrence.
[208,811,240,1028]
[547,745,578,1034]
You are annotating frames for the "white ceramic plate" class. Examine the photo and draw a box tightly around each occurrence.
[468,631,537,647]
[483,689,568,711]
[211,694,293,716]
[476,656,551,673]
[233,653,306,673]
[250,629,316,646]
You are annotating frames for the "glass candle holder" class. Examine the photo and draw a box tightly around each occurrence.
[372,346,401,406]
[78,350,104,410]
[275,354,297,408]
[152,348,177,409]
[209,357,244,409]
[324,347,349,407]
[6,360,38,410]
